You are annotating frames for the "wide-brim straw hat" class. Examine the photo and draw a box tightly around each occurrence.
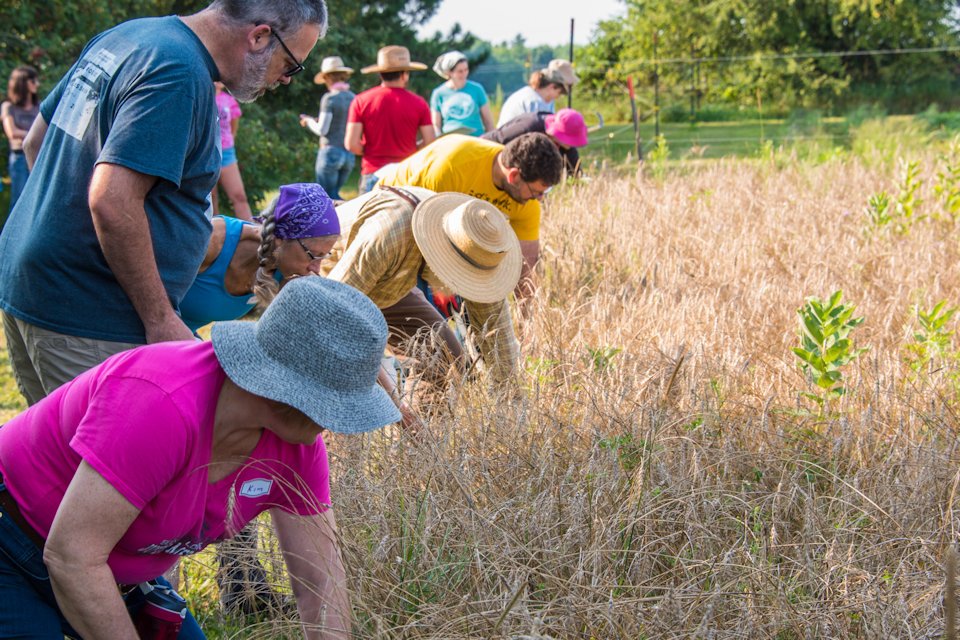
[313,56,353,84]
[211,277,400,434]
[361,45,428,74]
[411,193,522,303]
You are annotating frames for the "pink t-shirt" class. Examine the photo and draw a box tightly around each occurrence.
[347,85,432,174]
[216,91,242,150]
[0,341,330,585]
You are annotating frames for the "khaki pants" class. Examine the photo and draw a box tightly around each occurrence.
[380,288,464,393]
[2,311,140,405]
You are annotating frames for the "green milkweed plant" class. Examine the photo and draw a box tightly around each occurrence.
[793,290,869,418]
[903,300,957,380]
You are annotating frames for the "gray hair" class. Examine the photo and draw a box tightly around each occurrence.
[210,0,328,38]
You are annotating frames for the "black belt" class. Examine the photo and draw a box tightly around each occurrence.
[10,149,24,155]
[0,476,45,548]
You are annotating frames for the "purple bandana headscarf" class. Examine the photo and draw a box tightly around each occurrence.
[272,183,340,239]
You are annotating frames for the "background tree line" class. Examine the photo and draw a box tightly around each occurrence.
[0,0,482,208]
[3,0,960,207]
[576,0,960,121]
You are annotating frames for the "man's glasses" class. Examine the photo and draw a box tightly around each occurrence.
[272,29,305,78]
[297,238,329,261]
[524,181,552,200]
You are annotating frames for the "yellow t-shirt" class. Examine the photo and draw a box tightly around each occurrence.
[379,134,541,241]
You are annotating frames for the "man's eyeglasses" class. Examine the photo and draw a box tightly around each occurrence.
[271,29,305,78]
[297,238,329,261]
[524,181,552,200]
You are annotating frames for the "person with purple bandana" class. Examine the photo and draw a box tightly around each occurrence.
[181,182,343,615]
[180,182,341,333]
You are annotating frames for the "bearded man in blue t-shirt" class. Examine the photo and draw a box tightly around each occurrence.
[0,0,327,406]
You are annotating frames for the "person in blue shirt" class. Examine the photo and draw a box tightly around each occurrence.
[0,0,328,407]
[496,59,579,128]
[180,183,340,333]
[430,51,494,137]
[180,181,340,617]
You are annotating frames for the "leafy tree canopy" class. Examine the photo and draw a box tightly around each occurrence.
[577,0,960,112]
[0,0,484,205]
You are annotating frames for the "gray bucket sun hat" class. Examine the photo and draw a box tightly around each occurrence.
[211,277,400,434]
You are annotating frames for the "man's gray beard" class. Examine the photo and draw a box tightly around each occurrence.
[229,51,274,104]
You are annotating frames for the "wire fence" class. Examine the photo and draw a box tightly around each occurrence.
[474,43,959,161]
[473,44,960,74]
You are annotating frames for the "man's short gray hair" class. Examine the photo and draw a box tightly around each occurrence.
[210,0,328,38]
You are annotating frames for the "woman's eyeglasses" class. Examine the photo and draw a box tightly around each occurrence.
[297,238,329,261]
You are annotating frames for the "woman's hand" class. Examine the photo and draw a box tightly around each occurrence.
[397,399,424,433]
[273,509,350,639]
[376,363,424,432]
[44,461,143,639]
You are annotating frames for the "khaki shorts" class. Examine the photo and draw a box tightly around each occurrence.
[2,311,140,406]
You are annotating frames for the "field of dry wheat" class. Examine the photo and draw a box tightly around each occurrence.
[3,122,958,639]
[169,124,960,639]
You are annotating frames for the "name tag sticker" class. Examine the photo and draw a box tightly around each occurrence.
[239,478,273,498]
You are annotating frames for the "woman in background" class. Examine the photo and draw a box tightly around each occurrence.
[212,82,253,220]
[1,66,40,212]
[496,59,579,128]
[430,51,493,137]
[300,56,356,200]
[482,108,589,176]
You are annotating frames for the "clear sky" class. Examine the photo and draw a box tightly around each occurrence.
[417,0,626,48]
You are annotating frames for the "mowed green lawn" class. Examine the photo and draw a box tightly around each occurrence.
[581,114,916,164]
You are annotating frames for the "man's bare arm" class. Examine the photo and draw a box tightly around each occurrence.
[418,124,436,149]
[515,239,539,304]
[88,163,195,343]
[345,122,364,156]
[22,114,48,170]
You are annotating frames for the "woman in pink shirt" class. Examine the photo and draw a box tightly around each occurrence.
[213,82,254,220]
[0,277,399,639]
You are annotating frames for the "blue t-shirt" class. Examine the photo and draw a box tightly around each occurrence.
[179,216,258,332]
[430,80,489,136]
[0,16,220,343]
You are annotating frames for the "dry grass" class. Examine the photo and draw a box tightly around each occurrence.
[4,125,960,638]
[306,141,960,638]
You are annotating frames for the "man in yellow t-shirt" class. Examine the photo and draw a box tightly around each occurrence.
[379,133,562,301]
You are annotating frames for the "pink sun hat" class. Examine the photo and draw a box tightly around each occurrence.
[544,109,588,148]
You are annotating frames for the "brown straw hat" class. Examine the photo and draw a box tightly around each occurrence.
[411,193,521,303]
[361,45,428,74]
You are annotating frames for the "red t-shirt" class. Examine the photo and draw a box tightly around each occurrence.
[348,85,432,174]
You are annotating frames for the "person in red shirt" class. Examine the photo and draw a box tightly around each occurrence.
[346,46,436,193]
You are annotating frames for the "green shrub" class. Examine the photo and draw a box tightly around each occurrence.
[233,106,316,210]
[793,290,869,418]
